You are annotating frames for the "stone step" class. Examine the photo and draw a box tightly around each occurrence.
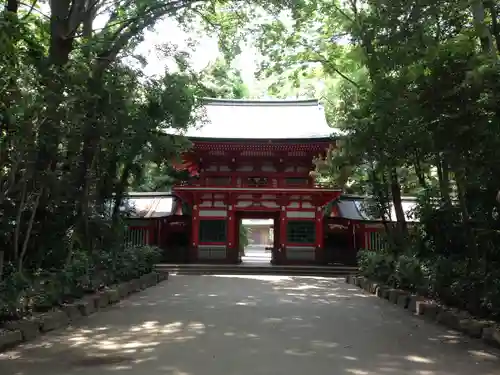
[155,264,358,277]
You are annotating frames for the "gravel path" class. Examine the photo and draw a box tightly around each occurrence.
[0,275,498,375]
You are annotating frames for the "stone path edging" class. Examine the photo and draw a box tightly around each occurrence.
[0,271,169,352]
[345,275,500,349]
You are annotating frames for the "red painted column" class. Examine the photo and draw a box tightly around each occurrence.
[191,198,199,262]
[279,207,287,264]
[315,205,324,263]
[148,223,155,245]
[226,197,237,263]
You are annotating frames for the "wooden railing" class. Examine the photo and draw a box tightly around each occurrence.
[125,226,154,246]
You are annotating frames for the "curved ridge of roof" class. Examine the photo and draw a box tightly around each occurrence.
[201,97,320,106]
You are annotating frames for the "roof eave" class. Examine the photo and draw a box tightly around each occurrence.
[187,136,336,143]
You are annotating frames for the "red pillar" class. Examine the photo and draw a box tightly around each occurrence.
[315,206,324,263]
[279,208,287,264]
[227,201,237,263]
[191,197,199,262]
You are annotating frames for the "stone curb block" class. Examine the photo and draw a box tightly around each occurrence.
[387,289,402,303]
[97,291,110,308]
[348,276,357,285]
[408,295,426,314]
[60,303,82,321]
[355,276,365,288]
[459,319,489,339]
[482,326,500,348]
[381,287,391,300]
[129,279,141,293]
[139,274,149,289]
[2,318,40,341]
[106,288,121,304]
[85,294,101,310]
[375,285,387,298]
[77,298,96,316]
[436,309,467,330]
[117,283,131,298]
[397,292,410,309]
[364,281,376,293]
[0,272,167,354]
[39,309,69,332]
[0,329,23,352]
[369,282,379,294]
[351,277,500,349]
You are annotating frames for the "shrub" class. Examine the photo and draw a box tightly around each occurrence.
[0,245,161,323]
[357,249,394,283]
[392,254,428,292]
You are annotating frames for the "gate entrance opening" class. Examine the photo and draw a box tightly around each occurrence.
[236,211,279,265]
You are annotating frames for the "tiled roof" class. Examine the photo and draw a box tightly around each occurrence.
[180,98,340,140]
[337,196,418,222]
[121,193,175,218]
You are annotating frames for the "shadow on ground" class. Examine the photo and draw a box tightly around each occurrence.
[0,275,498,375]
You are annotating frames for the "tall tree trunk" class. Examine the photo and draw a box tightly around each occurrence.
[18,187,43,272]
[435,152,452,207]
[413,153,428,189]
[485,0,500,52]
[471,0,495,54]
[112,162,133,223]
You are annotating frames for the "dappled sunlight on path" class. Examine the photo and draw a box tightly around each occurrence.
[0,275,498,375]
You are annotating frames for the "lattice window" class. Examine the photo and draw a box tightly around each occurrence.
[206,177,231,186]
[285,177,309,186]
[125,227,149,246]
[367,232,387,251]
[199,219,227,242]
[286,221,316,244]
[246,176,268,187]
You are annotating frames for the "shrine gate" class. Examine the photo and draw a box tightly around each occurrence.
[172,98,342,265]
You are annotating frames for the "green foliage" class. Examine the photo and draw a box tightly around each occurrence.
[357,249,394,283]
[200,58,250,99]
[239,225,250,250]
[251,0,500,319]
[0,245,161,321]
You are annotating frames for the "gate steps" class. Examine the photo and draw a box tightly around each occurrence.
[155,263,358,277]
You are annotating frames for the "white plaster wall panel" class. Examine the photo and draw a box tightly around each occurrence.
[302,201,313,208]
[199,210,227,217]
[262,201,279,208]
[237,165,254,171]
[201,194,212,199]
[236,201,252,208]
[199,201,212,207]
[285,166,295,172]
[206,165,218,171]
[213,201,226,207]
[286,246,315,260]
[237,178,242,186]
[286,211,315,218]
[238,194,253,199]
[297,166,309,172]
[219,165,230,171]
[272,179,278,187]
[214,194,225,199]
[198,245,227,260]
[291,195,301,200]
[288,202,300,208]
[261,163,277,172]
[262,195,276,199]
